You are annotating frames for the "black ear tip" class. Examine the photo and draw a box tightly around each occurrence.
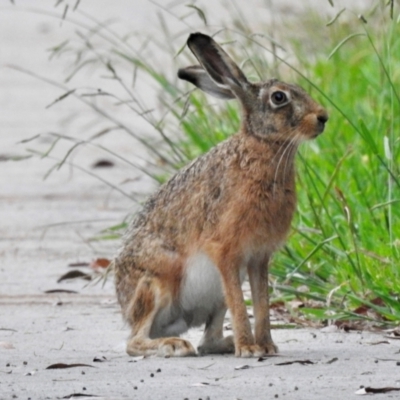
[177,68,186,80]
[187,32,212,46]
[177,68,196,85]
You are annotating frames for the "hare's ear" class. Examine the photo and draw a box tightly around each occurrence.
[178,65,235,100]
[185,33,250,99]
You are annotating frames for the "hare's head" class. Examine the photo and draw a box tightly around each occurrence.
[178,33,328,143]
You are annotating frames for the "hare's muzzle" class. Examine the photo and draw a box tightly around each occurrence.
[315,110,329,136]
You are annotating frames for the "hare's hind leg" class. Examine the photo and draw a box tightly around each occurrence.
[247,256,278,355]
[197,303,234,355]
[125,276,196,357]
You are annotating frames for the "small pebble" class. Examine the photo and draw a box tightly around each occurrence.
[134,386,138,390]
[295,386,299,390]
[396,361,400,366]
[82,387,86,391]
[156,368,161,373]
[150,373,154,377]
[140,379,144,383]
[81,371,85,375]
[23,361,28,365]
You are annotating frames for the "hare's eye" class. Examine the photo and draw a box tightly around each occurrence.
[271,91,288,106]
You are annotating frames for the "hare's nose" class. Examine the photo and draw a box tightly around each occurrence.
[317,112,328,125]
[316,110,328,133]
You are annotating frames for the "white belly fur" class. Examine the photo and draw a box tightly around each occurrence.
[180,251,248,327]
[151,251,248,337]
[180,252,224,320]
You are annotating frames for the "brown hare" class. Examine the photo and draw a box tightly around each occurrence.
[114,32,328,357]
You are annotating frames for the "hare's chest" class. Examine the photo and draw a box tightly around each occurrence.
[244,182,297,249]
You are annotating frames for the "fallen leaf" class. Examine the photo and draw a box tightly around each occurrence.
[276,360,314,366]
[62,394,99,398]
[368,340,390,345]
[288,300,305,309]
[326,357,338,364]
[270,300,285,309]
[46,363,94,369]
[90,258,111,271]
[385,328,400,336]
[334,322,361,332]
[234,364,250,370]
[190,382,212,387]
[57,270,91,283]
[356,386,400,395]
[353,297,385,319]
[93,356,107,362]
[92,159,114,168]
[257,355,280,362]
[374,358,400,362]
[353,298,385,318]
[44,289,78,294]
[385,333,400,340]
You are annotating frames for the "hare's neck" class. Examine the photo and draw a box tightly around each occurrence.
[268,139,298,171]
[238,136,298,187]
[265,141,297,189]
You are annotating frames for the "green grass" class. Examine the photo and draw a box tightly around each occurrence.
[19,1,400,325]
[272,4,400,323]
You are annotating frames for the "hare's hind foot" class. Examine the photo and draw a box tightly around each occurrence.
[235,342,278,358]
[197,335,235,355]
[127,337,196,357]
[123,275,195,357]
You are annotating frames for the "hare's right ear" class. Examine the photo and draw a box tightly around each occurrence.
[178,65,235,99]
[178,33,250,101]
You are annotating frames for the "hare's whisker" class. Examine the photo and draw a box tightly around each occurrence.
[282,134,300,189]
[272,130,297,196]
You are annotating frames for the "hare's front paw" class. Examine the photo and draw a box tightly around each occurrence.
[235,342,278,358]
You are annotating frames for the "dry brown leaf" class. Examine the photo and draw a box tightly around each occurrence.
[57,270,91,283]
[90,258,111,271]
[44,289,78,294]
[46,363,94,369]
[92,159,114,168]
[276,360,314,366]
[356,386,400,395]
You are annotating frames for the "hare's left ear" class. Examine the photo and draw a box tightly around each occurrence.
[178,33,250,101]
[178,65,235,99]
